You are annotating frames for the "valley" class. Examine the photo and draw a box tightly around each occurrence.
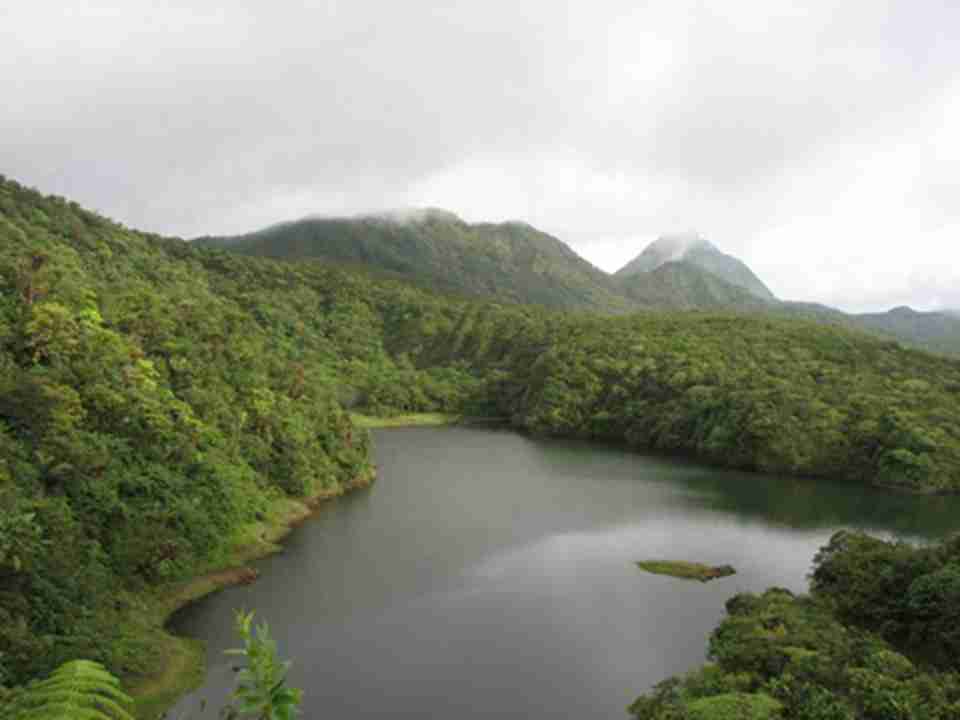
[2,174,960,719]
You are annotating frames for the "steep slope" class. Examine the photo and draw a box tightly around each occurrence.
[617,237,960,354]
[4,174,960,706]
[615,233,776,301]
[197,211,634,313]
[0,176,375,690]
[201,215,960,356]
[617,260,774,310]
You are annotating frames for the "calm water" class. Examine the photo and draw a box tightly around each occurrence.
[168,427,960,719]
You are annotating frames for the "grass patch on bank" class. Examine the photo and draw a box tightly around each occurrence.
[636,560,737,582]
[350,412,461,428]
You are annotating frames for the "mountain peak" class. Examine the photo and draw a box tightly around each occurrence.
[615,233,776,302]
[364,208,464,225]
[889,305,919,317]
[615,233,712,276]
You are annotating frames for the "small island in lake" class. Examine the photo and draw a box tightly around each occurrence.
[636,560,737,582]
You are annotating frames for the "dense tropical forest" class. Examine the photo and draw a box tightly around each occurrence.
[630,531,960,719]
[199,213,960,356]
[0,176,375,698]
[2,174,960,716]
[197,210,635,313]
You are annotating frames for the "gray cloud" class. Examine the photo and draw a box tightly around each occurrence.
[3,0,958,312]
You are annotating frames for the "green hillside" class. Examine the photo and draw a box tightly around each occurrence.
[203,214,960,356]
[3,175,960,711]
[854,306,960,357]
[615,232,777,302]
[196,211,634,314]
[0,177,376,691]
[617,260,774,310]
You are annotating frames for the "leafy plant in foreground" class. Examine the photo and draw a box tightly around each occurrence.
[223,611,302,720]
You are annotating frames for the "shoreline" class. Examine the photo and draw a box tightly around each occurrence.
[126,471,375,720]
[350,413,511,429]
[124,417,950,718]
[355,414,949,494]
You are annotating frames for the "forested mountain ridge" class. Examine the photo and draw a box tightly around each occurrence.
[3,174,960,710]
[196,211,635,313]
[202,215,960,355]
[853,305,960,358]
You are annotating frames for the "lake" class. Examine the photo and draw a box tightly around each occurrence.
[168,426,960,719]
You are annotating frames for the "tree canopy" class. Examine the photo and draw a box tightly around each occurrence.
[2,174,960,707]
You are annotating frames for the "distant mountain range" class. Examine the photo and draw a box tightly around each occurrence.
[197,211,960,356]
[197,210,633,313]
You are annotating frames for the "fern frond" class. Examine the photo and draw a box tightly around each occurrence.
[6,660,134,720]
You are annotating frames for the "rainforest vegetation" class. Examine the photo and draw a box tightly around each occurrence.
[2,175,960,715]
[629,532,960,720]
[2,611,300,719]
[199,212,960,356]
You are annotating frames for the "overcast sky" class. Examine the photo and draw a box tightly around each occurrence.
[3,1,958,312]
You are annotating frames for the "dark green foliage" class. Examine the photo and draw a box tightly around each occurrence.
[811,531,960,669]
[630,585,960,720]
[196,211,635,314]
[201,212,960,356]
[631,535,960,719]
[406,308,960,491]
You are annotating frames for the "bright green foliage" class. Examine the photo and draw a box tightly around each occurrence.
[224,611,302,720]
[2,660,134,720]
[0,177,372,684]
[4,175,960,700]
[685,692,783,719]
[636,560,736,582]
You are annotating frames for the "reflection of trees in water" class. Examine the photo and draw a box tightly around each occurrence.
[673,467,960,539]
[523,432,960,540]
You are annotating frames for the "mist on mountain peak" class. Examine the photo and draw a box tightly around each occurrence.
[615,232,776,302]
[647,233,713,265]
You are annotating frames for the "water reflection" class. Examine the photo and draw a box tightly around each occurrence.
[169,427,960,720]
